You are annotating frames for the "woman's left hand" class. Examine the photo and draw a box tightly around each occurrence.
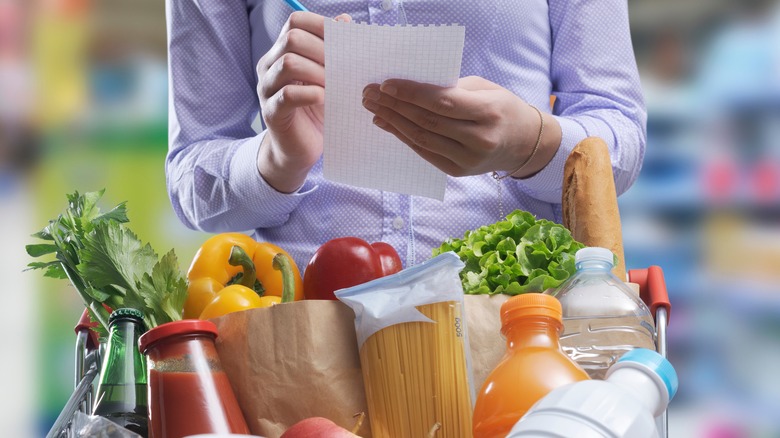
[361,76,553,178]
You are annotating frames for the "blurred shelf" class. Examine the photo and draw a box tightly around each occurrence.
[620,178,780,217]
[697,276,780,317]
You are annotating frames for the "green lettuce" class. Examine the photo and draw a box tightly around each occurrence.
[433,210,585,295]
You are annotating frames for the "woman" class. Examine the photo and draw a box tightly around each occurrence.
[165,0,646,270]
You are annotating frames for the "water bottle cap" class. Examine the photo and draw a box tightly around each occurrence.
[614,348,679,400]
[575,247,614,266]
[500,293,562,329]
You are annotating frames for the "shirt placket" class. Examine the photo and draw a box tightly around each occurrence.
[368,0,400,25]
[382,191,410,267]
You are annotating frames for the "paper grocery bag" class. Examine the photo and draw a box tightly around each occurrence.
[212,300,370,438]
[212,297,511,438]
[463,294,510,392]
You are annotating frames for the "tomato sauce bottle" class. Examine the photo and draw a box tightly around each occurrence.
[139,319,250,438]
[472,293,590,438]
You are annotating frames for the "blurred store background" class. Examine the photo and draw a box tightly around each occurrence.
[1,0,779,436]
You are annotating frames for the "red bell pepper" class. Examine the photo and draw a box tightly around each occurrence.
[303,237,403,300]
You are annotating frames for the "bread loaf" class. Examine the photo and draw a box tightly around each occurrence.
[562,137,627,281]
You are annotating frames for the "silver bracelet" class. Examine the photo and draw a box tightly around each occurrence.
[492,104,545,181]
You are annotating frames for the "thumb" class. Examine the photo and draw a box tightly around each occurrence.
[457,75,501,91]
[333,13,352,22]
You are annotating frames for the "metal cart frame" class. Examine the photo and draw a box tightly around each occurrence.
[47,310,101,438]
[629,265,673,438]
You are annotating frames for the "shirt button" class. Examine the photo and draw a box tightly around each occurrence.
[392,216,405,230]
[381,0,394,11]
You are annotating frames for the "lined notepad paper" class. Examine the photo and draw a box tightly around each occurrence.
[323,21,465,200]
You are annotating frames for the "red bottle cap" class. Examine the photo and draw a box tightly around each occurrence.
[139,319,218,354]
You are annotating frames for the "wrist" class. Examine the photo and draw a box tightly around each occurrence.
[517,110,561,178]
[493,104,546,181]
[507,106,562,180]
[256,134,311,194]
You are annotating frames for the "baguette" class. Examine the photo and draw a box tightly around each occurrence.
[562,137,627,281]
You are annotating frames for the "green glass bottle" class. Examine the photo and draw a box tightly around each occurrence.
[93,308,149,436]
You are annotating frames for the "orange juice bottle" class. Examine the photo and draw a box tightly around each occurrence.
[472,293,590,438]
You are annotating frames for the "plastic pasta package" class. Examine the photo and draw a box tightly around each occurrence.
[336,251,475,438]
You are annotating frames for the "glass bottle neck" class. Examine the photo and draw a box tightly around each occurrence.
[107,318,144,353]
[99,317,146,385]
[502,317,563,350]
[110,317,144,336]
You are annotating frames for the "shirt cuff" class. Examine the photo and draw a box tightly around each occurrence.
[229,132,317,225]
[516,115,614,204]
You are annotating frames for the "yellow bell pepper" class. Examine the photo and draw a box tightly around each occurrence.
[198,284,264,320]
[198,253,298,319]
[184,233,303,319]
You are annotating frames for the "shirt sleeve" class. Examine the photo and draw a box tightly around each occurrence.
[164,0,314,233]
[518,0,647,204]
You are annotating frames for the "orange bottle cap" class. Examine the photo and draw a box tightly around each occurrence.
[500,293,562,328]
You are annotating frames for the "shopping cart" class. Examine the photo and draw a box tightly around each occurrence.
[629,265,673,438]
[46,310,101,438]
[47,266,673,438]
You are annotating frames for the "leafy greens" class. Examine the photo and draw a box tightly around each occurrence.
[26,190,188,333]
[433,209,585,295]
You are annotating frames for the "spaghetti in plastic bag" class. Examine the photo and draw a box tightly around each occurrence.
[336,251,475,438]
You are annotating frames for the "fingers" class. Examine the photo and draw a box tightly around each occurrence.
[264,84,325,124]
[257,12,329,120]
[258,18,326,76]
[259,12,351,73]
[258,51,325,125]
[285,11,327,42]
[258,53,325,99]
[376,79,490,121]
[370,115,467,176]
[361,76,526,177]
[363,90,480,175]
[363,83,478,140]
[457,75,504,91]
[363,85,474,153]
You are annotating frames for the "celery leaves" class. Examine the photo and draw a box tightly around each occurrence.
[26,190,187,332]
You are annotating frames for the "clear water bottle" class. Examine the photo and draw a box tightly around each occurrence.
[507,348,678,438]
[548,247,656,379]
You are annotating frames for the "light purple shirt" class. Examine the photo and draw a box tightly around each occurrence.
[165,0,646,270]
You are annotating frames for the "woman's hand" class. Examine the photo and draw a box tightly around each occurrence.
[361,76,560,178]
[256,12,351,192]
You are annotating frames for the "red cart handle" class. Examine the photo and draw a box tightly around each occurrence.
[628,266,672,325]
[74,308,100,351]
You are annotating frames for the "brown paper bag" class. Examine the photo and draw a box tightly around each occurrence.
[463,294,510,392]
[212,296,512,438]
[212,300,370,438]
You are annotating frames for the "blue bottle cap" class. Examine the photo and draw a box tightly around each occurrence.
[618,348,679,400]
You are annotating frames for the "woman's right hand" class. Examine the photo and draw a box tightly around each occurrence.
[256,12,351,193]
